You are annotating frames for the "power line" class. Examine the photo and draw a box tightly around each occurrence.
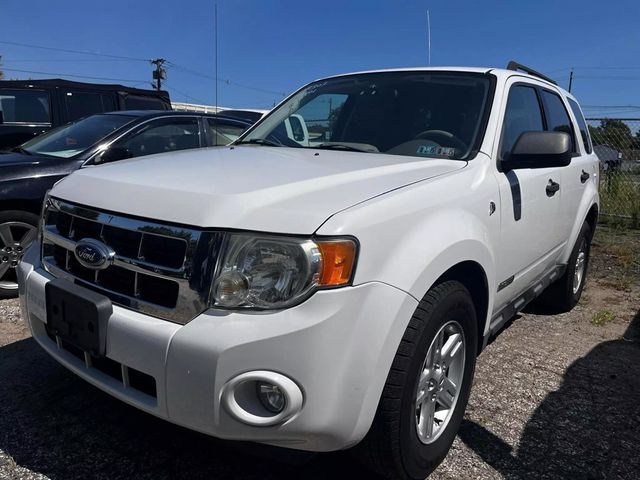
[167,62,287,96]
[1,58,143,63]
[583,105,640,109]
[163,82,210,105]
[1,39,287,98]
[0,67,147,83]
[0,40,149,62]
[575,75,640,80]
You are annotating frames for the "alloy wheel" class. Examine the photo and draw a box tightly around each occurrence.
[0,221,37,293]
[573,239,587,294]
[414,320,466,444]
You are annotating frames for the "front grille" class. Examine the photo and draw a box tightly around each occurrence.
[41,198,222,324]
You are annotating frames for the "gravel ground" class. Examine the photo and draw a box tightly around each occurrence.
[1,227,639,480]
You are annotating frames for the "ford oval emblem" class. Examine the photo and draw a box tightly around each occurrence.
[74,239,115,270]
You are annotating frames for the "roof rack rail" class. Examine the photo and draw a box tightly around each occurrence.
[506,61,557,85]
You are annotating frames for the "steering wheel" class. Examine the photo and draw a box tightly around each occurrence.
[413,130,468,152]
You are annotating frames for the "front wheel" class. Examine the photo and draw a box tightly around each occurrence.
[356,281,478,480]
[0,211,39,299]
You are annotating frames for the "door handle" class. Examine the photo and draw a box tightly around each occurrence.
[546,179,560,197]
[580,170,590,184]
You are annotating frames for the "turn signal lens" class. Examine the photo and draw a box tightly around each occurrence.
[317,240,357,286]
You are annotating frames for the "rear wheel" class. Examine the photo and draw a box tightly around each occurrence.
[356,281,478,480]
[0,211,39,299]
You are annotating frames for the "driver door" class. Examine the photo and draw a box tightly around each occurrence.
[493,81,565,310]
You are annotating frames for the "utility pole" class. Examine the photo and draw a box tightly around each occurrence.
[151,58,166,91]
[568,68,574,93]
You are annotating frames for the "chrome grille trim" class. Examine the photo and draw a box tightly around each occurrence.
[43,230,186,280]
[44,262,175,316]
[41,198,221,324]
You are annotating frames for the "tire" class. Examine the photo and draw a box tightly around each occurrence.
[536,222,592,313]
[0,210,39,300]
[355,281,478,480]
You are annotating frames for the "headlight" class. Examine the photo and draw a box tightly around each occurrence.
[212,233,357,310]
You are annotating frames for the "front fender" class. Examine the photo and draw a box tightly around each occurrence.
[318,200,498,338]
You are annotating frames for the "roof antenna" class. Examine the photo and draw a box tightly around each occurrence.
[214,2,219,113]
[427,10,432,66]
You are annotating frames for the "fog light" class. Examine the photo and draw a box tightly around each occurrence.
[257,381,286,413]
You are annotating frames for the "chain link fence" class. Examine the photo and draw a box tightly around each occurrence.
[587,118,640,226]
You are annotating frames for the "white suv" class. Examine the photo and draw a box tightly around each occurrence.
[18,63,599,479]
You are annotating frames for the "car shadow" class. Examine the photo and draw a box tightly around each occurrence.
[0,337,382,480]
[458,310,640,479]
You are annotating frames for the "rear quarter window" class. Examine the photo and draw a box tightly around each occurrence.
[123,95,169,111]
[567,98,592,154]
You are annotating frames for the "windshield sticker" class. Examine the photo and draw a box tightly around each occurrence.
[416,145,456,157]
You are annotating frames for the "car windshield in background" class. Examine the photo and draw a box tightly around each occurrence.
[242,71,492,160]
[20,114,135,158]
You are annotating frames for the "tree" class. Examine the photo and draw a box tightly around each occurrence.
[0,54,4,80]
[588,118,639,150]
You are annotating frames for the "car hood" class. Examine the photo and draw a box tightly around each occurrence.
[0,151,56,168]
[51,146,465,233]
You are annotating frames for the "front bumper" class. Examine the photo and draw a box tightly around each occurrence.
[18,242,418,452]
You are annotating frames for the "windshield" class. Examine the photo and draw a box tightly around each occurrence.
[20,114,135,158]
[241,71,492,160]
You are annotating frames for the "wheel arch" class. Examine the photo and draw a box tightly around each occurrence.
[0,199,42,216]
[561,196,599,264]
[585,203,598,238]
[433,261,489,355]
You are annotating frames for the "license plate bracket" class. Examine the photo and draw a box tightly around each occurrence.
[45,279,112,357]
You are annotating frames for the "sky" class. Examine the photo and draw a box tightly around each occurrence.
[1,0,640,117]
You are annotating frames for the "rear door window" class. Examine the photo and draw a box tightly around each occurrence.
[541,90,575,152]
[116,117,201,157]
[206,118,245,145]
[0,88,51,124]
[567,98,592,154]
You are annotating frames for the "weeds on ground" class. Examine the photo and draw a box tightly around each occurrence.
[590,225,640,291]
[592,310,616,326]
[600,172,640,226]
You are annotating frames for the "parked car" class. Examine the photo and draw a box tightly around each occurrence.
[593,144,623,171]
[18,63,599,480]
[0,79,172,150]
[0,110,251,298]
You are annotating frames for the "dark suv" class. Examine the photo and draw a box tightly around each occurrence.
[0,79,171,149]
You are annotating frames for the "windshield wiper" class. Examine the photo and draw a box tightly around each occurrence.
[11,146,32,155]
[235,138,281,147]
[315,143,373,153]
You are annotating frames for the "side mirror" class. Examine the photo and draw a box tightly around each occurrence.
[95,146,132,164]
[503,131,571,170]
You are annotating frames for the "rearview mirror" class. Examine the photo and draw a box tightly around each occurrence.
[503,131,571,170]
[96,146,132,164]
